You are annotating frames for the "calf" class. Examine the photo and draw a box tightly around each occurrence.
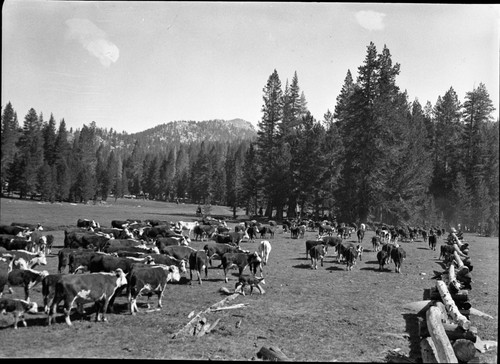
[377,250,389,271]
[189,250,208,285]
[234,275,265,295]
[3,268,49,301]
[310,244,327,269]
[48,269,128,326]
[391,247,406,273]
[221,252,262,283]
[128,264,180,315]
[0,298,37,329]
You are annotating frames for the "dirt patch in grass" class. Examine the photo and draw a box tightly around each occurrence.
[0,198,497,361]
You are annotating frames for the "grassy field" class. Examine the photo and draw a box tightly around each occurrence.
[0,197,497,362]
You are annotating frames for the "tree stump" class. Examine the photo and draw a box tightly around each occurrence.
[452,339,476,363]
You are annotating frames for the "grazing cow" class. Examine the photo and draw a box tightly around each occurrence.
[47,269,128,326]
[0,298,37,329]
[234,275,265,295]
[290,225,300,239]
[344,246,359,271]
[310,244,327,269]
[189,250,208,285]
[246,226,259,243]
[42,273,64,314]
[162,245,197,264]
[391,247,406,273]
[58,248,93,273]
[428,235,437,251]
[377,250,389,271]
[68,251,103,274]
[128,264,180,315]
[102,238,142,252]
[221,252,262,283]
[77,219,100,229]
[372,236,382,252]
[356,229,365,244]
[203,243,242,267]
[3,268,49,301]
[155,236,190,252]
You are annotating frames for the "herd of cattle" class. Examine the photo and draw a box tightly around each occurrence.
[0,217,461,329]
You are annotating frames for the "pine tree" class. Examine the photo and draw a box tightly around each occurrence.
[16,108,44,199]
[43,114,57,166]
[1,102,20,194]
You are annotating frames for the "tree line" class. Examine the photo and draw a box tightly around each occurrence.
[1,42,498,235]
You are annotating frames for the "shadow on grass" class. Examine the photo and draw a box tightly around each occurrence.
[293,263,313,269]
[364,260,379,265]
[416,247,430,250]
[402,312,424,362]
[325,266,345,271]
[360,266,391,272]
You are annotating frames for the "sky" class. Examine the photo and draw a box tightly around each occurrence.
[2,2,499,134]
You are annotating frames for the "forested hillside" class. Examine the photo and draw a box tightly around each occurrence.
[1,42,498,235]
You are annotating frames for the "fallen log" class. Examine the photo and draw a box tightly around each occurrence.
[426,305,459,363]
[172,310,204,339]
[209,303,248,312]
[257,346,290,361]
[419,319,478,342]
[429,287,469,303]
[452,339,476,363]
[436,280,471,330]
[448,264,462,292]
[468,307,494,320]
[420,337,439,364]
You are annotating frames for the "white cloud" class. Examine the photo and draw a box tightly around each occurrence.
[355,10,386,31]
[65,18,119,67]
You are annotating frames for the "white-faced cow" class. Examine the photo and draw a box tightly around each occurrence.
[47,269,128,326]
[221,252,262,283]
[310,244,328,269]
[128,264,180,315]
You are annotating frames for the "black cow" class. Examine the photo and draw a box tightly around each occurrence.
[290,225,300,239]
[155,236,189,252]
[377,250,389,271]
[221,252,262,283]
[320,235,342,249]
[42,273,64,314]
[310,244,327,269]
[128,264,180,315]
[258,226,274,239]
[203,243,243,267]
[64,231,110,250]
[337,242,363,263]
[47,269,128,326]
[0,225,29,236]
[193,224,216,241]
[0,298,37,329]
[381,243,396,263]
[102,239,142,252]
[189,250,208,285]
[391,247,406,273]
[68,251,103,273]
[1,237,34,252]
[428,235,437,251]
[234,275,265,295]
[246,226,259,243]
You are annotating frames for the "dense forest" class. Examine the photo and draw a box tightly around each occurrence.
[1,42,498,235]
